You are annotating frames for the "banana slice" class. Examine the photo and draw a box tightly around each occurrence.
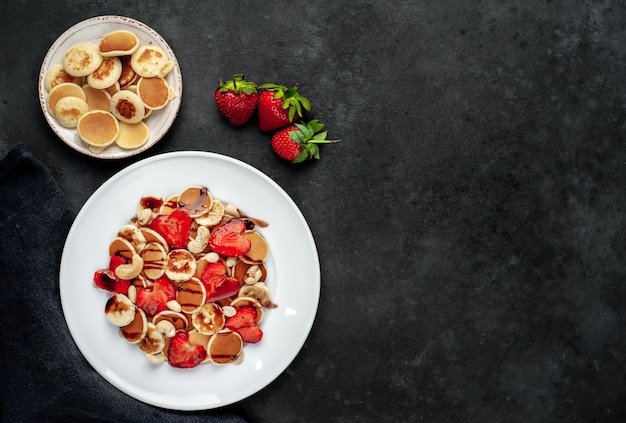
[195,199,224,226]
[138,323,166,354]
[165,249,197,281]
[117,224,147,254]
[110,89,145,123]
[62,43,103,77]
[238,282,277,309]
[120,306,148,344]
[207,331,243,365]
[99,30,140,57]
[44,63,82,92]
[141,241,168,280]
[104,293,136,326]
[191,303,225,335]
[87,56,122,90]
[130,45,174,78]
[176,277,206,314]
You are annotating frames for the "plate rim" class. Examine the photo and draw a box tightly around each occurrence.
[39,15,183,160]
[59,151,321,410]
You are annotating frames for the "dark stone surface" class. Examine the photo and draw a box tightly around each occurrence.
[2,1,626,422]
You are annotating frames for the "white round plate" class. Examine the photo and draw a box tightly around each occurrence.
[60,151,320,410]
[39,16,182,159]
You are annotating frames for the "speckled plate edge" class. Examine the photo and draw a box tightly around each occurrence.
[38,15,182,159]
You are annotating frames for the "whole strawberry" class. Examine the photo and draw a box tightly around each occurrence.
[215,74,258,125]
[257,83,311,132]
[271,119,339,163]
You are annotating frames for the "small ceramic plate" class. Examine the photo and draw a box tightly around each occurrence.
[38,16,182,159]
[59,151,321,410]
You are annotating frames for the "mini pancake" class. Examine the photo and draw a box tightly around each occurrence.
[120,306,148,344]
[62,43,103,77]
[240,231,269,265]
[76,110,119,150]
[139,240,167,279]
[136,76,172,110]
[87,56,122,89]
[153,310,189,332]
[118,55,138,88]
[99,30,140,57]
[54,96,89,128]
[116,120,149,150]
[44,63,82,92]
[130,45,174,78]
[138,323,166,354]
[207,331,243,365]
[176,277,206,314]
[110,90,145,123]
[191,303,225,335]
[47,82,85,115]
[82,84,111,111]
[178,186,213,218]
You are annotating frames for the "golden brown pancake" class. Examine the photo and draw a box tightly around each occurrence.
[99,30,140,57]
[54,96,89,128]
[136,76,172,110]
[62,43,103,77]
[76,110,120,149]
[87,56,122,89]
[116,121,149,149]
[47,82,86,115]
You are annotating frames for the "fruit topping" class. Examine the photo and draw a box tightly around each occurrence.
[168,330,207,369]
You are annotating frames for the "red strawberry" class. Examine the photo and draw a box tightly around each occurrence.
[257,83,311,132]
[209,218,251,256]
[200,261,241,302]
[168,330,207,368]
[236,325,263,344]
[215,74,259,125]
[224,306,258,329]
[136,276,176,317]
[93,269,130,294]
[225,306,263,343]
[150,209,192,249]
[271,119,339,163]
[93,255,130,294]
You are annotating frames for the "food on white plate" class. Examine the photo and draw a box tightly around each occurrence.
[76,110,120,151]
[93,185,276,369]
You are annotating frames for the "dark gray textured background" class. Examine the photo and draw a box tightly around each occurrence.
[2,1,626,422]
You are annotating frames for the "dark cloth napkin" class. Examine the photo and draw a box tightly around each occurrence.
[0,144,247,423]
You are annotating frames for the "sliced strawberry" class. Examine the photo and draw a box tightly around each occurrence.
[150,209,192,249]
[168,330,207,368]
[200,261,241,302]
[109,255,127,272]
[93,269,130,294]
[136,276,176,317]
[209,218,251,256]
[236,324,263,344]
[225,306,258,329]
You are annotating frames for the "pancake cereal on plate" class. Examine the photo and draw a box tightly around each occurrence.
[95,185,276,369]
